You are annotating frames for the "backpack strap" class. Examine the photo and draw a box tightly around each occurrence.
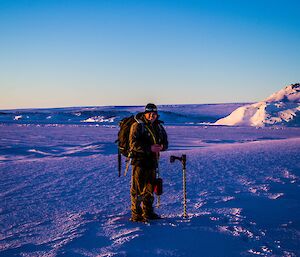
[133,114,145,135]
[134,114,144,124]
[144,125,157,144]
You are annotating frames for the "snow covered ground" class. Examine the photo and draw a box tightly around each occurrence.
[1,105,300,256]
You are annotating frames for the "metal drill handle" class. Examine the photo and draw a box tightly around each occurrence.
[170,154,188,218]
[182,165,187,218]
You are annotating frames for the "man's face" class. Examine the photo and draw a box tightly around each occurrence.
[144,112,158,123]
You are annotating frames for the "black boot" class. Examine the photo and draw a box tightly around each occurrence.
[144,212,161,220]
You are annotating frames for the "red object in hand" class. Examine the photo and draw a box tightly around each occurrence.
[154,178,163,195]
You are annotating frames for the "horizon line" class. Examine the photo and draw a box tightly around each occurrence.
[0,101,253,112]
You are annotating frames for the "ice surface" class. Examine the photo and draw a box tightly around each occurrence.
[0,106,300,256]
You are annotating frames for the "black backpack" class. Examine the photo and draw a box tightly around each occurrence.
[116,114,143,176]
[116,115,136,157]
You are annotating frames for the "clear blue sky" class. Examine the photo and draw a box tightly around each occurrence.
[0,0,299,109]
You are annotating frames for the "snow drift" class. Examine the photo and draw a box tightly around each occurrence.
[214,83,300,127]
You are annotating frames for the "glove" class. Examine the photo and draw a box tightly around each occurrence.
[151,144,163,153]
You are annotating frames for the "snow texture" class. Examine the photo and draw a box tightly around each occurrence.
[215,83,300,127]
[0,104,300,257]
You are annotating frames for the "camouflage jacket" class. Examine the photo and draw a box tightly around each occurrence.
[129,113,168,168]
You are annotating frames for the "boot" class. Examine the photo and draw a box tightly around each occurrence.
[144,212,161,220]
[149,212,161,220]
[130,216,149,223]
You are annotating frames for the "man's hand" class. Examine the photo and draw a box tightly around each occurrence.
[151,144,163,153]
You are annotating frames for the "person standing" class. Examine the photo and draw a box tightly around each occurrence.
[129,103,168,222]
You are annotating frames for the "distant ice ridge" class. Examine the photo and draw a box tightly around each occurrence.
[81,116,115,123]
[14,115,22,120]
[215,83,300,127]
[0,104,243,125]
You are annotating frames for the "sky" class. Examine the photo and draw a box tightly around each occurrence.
[0,0,299,109]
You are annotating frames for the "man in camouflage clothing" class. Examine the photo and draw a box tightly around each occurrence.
[129,103,168,222]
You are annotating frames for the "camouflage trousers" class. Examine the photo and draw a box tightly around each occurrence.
[130,165,156,219]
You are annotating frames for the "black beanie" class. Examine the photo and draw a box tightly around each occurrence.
[144,103,158,113]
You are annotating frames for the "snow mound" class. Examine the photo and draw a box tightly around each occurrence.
[81,116,115,123]
[215,83,300,127]
[14,115,22,121]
